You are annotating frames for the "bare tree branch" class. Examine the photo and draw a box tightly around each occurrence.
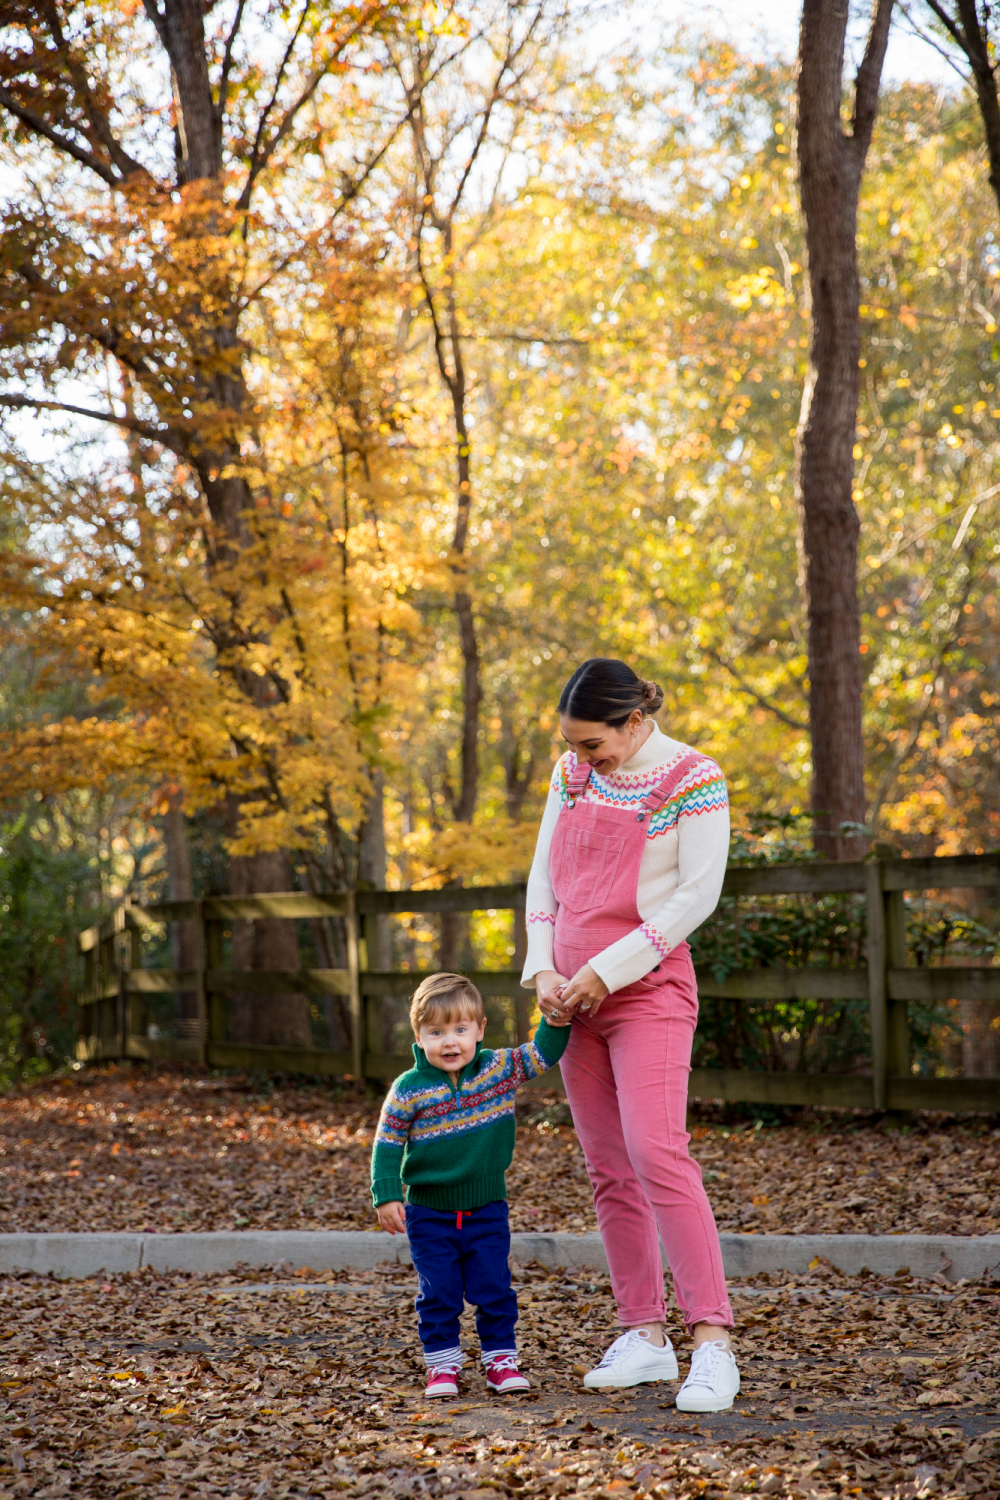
[0,393,176,446]
[237,0,389,210]
[922,0,1000,218]
[140,0,169,49]
[0,86,122,186]
[851,0,897,160]
[217,0,250,122]
[922,0,971,49]
[897,0,971,81]
[240,0,312,201]
[40,0,149,180]
[699,642,810,731]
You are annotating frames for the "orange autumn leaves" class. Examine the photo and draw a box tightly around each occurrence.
[4,23,1000,880]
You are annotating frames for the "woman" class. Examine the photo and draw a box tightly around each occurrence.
[521,657,738,1412]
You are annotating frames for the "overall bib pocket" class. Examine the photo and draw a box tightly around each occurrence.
[551,827,626,913]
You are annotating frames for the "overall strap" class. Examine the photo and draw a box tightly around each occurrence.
[565,757,593,807]
[636,750,703,824]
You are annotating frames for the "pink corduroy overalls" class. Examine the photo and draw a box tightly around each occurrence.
[550,752,733,1332]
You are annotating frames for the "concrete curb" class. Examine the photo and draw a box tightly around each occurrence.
[0,1231,996,1282]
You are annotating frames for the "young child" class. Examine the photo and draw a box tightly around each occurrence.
[371,971,569,1397]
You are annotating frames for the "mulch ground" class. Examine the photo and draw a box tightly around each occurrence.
[0,1065,996,1237]
[0,1258,997,1499]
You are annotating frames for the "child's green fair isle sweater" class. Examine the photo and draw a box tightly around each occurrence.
[370,1019,570,1212]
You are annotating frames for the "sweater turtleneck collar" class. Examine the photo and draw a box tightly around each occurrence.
[612,720,685,779]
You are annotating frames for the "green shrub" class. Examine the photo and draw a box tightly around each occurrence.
[0,810,100,1091]
[689,815,981,1077]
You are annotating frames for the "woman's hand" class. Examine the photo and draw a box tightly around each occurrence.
[377,1201,406,1235]
[558,963,610,1018]
[535,970,571,1024]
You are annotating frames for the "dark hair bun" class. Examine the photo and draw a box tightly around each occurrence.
[558,658,664,727]
[642,680,664,714]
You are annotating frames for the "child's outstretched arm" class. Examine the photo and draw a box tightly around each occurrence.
[370,1079,415,1229]
[508,1013,571,1086]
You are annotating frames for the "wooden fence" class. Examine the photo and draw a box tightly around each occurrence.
[77,854,1000,1113]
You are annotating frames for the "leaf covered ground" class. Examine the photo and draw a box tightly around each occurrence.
[0,1066,996,1237]
[0,1257,997,1499]
[1,1065,999,1496]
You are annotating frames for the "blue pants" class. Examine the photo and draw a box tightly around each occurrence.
[405,1201,518,1367]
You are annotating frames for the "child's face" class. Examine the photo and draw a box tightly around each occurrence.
[416,1011,486,1074]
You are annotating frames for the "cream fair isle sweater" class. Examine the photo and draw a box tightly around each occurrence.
[520,723,730,995]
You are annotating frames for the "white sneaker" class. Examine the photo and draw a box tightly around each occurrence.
[675,1340,740,1412]
[583,1328,679,1389]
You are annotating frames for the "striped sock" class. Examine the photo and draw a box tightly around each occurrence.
[424,1345,465,1370]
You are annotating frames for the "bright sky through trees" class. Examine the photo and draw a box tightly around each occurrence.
[0,0,960,474]
[622,0,955,85]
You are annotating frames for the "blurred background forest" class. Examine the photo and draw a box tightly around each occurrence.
[2,0,1000,1084]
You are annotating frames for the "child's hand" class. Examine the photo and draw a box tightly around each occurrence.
[377,1201,407,1235]
[536,970,569,1023]
[543,1002,573,1027]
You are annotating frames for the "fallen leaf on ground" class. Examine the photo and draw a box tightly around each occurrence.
[0,1065,997,1237]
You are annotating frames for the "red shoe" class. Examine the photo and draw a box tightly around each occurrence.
[485,1356,530,1394]
[425,1365,460,1398]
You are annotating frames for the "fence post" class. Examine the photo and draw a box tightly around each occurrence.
[193,898,208,1067]
[865,861,888,1110]
[99,930,116,1060]
[116,901,129,1061]
[127,910,143,1049]
[883,888,910,1081]
[205,917,225,1051]
[513,907,531,1044]
[360,892,391,1064]
[346,890,363,1080]
[79,944,95,1060]
[94,939,104,1058]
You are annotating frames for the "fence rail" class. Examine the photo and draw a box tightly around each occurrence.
[76,855,1000,1113]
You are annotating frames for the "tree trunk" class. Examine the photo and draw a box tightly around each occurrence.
[420,209,481,827]
[358,769,401,1051]
[142,0,221,182]
[358,769,390,966]
[422,220,478,968]
[163,789,199,1026]
[795,0,895,859]
[306,916,352,1052]
[227,793,311,1046]
[503,719,535,821]
[439,909,461,973]
[449,366,480,824]
[1,0,388,1021]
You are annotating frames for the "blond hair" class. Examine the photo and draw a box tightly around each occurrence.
[410,972,485,1033]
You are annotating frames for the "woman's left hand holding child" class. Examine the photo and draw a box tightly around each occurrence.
[556,964,609,1018]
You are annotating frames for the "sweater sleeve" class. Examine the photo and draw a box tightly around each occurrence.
[520,757,569,989]
[499,1015,571,1086]
[589,766,730,995]
[370,1077,416,1207]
